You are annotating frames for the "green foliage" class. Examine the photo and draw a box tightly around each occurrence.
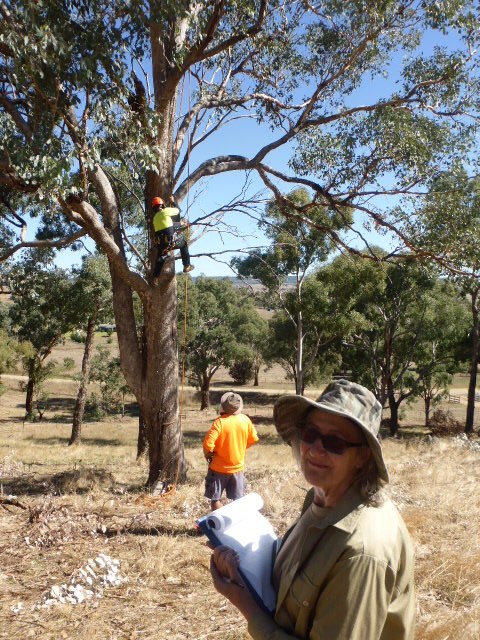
[84,393,107,421]
[233,188,352,288]
[6,253,93,414]
[229,358,254,386]
[0,301,11,332]
[70,330,86,343]
[8,255,83,353]
[89,345,130,415]
[19,359,56,392]
[0,328,20,375]
[72,254,113,326]
[233,189,354,391]
[291,108,456,191]
[264,275,344,389]
[330,253,470,417]
[1,1,476,215]
[404,170,480,276]
[63,357,75,371]
[178,276,267,394]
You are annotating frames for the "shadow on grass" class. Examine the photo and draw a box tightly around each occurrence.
[182,428,282,448]
[197,389,283,408]
[4,468,117,496]
[2,475,53,496]
[250,414,275,426]
[182,430,208,448]
[379,425,431,440]
[100,524,202,538]
[0,415,25,425]
[26,436,123,446]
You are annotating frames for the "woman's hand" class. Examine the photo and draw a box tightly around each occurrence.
[212,545,240,581]
[210,546,264,621]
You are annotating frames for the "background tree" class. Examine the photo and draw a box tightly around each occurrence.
[0,326,26,397]
[332,254,469,434]
[88,345,130,418]
[233,188,352,393]
[178,276,263,409]
[69,254,113,445]
[228,306,269,386]
[409,280,469,426]
[402,171,480,433]
[1,2,479,485]
[265,274,351,393]
[0,301,15,396]
[8,254,82,419]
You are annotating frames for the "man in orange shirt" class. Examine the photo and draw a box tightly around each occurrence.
[203,391,259,511]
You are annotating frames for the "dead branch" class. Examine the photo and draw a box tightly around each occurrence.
[0,495,27,511]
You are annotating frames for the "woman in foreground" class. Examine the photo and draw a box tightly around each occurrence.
[210,379,415,640]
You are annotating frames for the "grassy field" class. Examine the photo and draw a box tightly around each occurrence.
[1,339,480,639]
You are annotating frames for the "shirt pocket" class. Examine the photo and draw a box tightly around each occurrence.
[286,568,323,634]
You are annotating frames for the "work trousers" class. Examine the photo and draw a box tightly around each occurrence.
[153,227,190,277]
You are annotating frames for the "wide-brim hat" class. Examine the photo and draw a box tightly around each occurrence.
[220,391,243,415]
[273,379,388,482]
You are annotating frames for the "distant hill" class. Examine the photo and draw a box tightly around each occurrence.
[197,275,296,290]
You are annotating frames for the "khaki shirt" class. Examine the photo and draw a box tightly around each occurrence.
[248,488,415,640]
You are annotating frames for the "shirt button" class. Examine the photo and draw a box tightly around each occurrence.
[302,600,309,607]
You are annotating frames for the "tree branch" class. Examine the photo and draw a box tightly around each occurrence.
[58,195,148,294]
[182,0,268,69]
[0,230,86,262]
[0,94,33,142]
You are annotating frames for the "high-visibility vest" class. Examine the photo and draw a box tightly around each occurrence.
[153,206,180,232]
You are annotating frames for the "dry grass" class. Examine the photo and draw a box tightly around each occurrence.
[1,375,480,639]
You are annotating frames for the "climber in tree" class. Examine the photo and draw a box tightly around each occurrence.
[152,195,194,277]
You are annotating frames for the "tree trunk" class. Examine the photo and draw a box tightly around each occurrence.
[69,309,98,446]
[424,395,431,428]
[200,372,210,410]
[387,381,399,436]
[254,366,259,387]
[137,329,148,459]
[140,259,186,487]
[465,289,479,434]
[137,412,147,459]
[296,311,304,395]
[83,23,185,489]
[103,214,185,488]
[25,376,35,419]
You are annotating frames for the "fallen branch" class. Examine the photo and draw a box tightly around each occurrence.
[0,496,27,511]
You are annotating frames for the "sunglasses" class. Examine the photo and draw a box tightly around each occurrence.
[299,425,365,455]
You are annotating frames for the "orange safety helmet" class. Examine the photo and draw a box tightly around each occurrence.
[151,196,164,208]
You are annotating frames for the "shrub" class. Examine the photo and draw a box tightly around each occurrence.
[70,330,86,343]
[428,408,463,436]
[229,359,254,385]
[84,393,107,421]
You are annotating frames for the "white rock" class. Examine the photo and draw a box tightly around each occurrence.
[50,585,63,598]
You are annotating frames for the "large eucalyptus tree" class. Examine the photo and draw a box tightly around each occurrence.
[1,1,479,486]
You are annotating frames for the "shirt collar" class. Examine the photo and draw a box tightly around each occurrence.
[308,486,365,532]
